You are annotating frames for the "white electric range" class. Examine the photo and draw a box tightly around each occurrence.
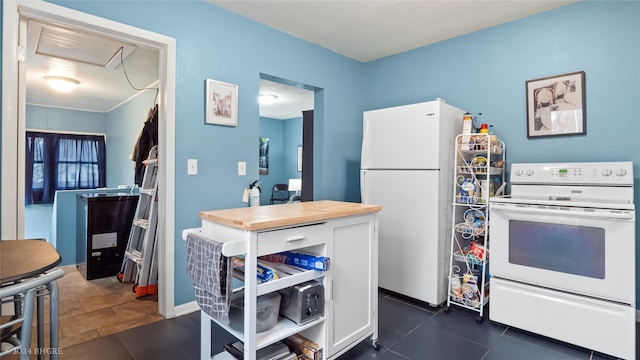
[489,161,636,359]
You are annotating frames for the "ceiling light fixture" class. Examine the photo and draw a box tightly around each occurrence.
[44,76,80,92]
[258,94,278,105]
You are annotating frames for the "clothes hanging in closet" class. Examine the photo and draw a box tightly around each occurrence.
[132,105,158,186]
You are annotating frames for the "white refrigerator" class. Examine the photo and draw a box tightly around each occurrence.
[361,100,465,306]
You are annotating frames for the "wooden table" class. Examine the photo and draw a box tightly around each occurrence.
[1,240,62,282]
[0,240,63,360]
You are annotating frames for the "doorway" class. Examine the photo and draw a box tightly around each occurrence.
[2,0,177,325]
[258,75,316,202]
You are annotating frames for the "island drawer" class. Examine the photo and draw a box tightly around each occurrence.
[257,223,326,256]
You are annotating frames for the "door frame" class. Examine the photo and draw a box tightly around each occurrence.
[2,0,177,318]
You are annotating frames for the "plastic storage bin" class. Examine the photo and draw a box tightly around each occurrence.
[229,290,281,332]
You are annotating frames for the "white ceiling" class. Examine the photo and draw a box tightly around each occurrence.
[25,19,160,114]
[25,1,577,118]
[259,79,314,120]
[211,0,578,62]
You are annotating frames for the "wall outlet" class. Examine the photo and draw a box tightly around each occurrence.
[187,159,198,175]
[238,161,246,176]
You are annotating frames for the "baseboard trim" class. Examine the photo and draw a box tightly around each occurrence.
[175,301,200,317]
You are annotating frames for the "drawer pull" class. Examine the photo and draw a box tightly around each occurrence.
[286,236,306,242]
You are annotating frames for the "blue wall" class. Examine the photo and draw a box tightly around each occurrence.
[26,105,107,133]
[284,118,303,181]
[364,2,640,168]
[24,204,52,240]
[106,91,157,187]
[258,117,302,204]
[4,1,639,307]
[259,118,286,205]
[41,0,366,306]
[364,1,640,304]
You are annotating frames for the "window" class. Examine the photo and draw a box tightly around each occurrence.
[25,131,106,204]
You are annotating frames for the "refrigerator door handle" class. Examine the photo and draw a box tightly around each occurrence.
[360,170,367,203]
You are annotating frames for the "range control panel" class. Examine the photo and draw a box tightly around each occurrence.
[510,161,634,186]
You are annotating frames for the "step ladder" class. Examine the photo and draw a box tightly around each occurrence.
[118,145,159,298]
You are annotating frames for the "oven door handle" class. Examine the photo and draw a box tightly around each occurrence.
[491,206,634,220]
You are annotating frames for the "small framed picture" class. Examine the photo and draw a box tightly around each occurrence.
[259,137,269,175]
[205,79,238,126]
[526,71,585,138]
[297,146,302,172]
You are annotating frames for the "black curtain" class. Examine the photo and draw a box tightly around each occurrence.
[25,131,106,205]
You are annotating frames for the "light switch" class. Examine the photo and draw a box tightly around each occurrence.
[238,161,246,176]
[187,159,198,175]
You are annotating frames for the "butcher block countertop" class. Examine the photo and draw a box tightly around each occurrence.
[199,200,381,231]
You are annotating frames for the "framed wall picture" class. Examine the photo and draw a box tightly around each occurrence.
[205,79,238,126]
[259,137,269,175]
[526,71,585,138]
[297,146,302,172]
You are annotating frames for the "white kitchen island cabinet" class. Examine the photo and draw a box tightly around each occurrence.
[186,200,381,360]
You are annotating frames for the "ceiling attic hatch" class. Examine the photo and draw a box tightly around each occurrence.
[31,20,137,70]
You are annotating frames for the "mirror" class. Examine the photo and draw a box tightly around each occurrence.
[258,77,314,205]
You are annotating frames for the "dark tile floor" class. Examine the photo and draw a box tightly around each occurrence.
[61,289,637,360]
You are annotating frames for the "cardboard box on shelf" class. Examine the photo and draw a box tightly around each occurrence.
[260,251,329,271]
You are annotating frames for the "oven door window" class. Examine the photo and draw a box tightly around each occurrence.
[508,220,605,279]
